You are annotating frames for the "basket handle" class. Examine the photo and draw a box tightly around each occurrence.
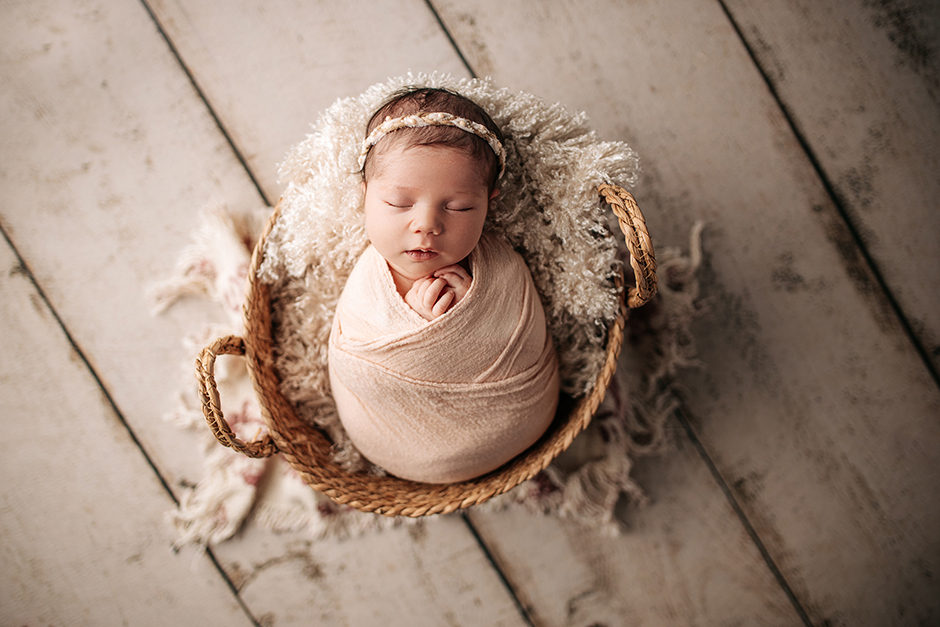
[599,184,658,307]
[196,335,278,458]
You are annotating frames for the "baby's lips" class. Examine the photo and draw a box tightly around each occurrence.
[406,249,439,261]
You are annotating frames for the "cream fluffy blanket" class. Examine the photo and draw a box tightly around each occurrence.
[329,233,559,483]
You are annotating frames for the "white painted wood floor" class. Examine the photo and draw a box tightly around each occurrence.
[2,1,938,626]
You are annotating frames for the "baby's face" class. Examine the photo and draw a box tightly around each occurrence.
[364,144,497,285]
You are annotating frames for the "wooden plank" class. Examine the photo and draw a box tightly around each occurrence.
[0,0,260,486]
[0,2,528,626]
[148,0,469,201]
[220,517,528,627]
[432,1,940,625]
[724,0,940,374]
[0,241,254,626]
[469,427,803,626]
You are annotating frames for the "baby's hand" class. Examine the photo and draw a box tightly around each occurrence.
[433,264,471,305]
[405,264,472,320]
[405,276,455,320]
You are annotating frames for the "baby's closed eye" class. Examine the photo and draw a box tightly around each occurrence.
[385,200,412,209]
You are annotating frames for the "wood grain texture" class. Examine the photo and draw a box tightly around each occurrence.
[0,0,259,487]
[432,1,940,625]
[724,0,940,374]
[469,428,804,627]
[0,1,527,625]
[0,241,254,627]
[147,0,469,201]
[220,517,528,627]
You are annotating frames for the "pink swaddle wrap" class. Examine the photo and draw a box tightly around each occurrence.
[328,232,560,483]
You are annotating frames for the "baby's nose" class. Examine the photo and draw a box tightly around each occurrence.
[412,206,443,234]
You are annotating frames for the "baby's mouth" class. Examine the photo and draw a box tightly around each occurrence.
[406,249,438,261]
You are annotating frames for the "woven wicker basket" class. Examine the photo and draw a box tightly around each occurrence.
[196,183,656,517]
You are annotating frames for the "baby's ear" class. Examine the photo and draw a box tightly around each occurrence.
[488,187,500,207]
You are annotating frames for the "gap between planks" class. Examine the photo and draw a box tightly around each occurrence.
[462,513,538,627]
[138,0,272,208]
[0,48,267,627]
[716,0,940,392]
[672,403,815,627]
[0,218,264,627]
[424,0,476,78]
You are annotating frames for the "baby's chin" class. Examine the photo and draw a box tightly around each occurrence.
[389,261,444,283]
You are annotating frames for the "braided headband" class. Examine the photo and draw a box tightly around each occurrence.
[358,112,506,179]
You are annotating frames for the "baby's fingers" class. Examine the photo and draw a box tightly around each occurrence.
[431,290,456,317]
[434,263,469,279]
[434,265,471,288]
[422,277,449,309]
[411,277,432,298]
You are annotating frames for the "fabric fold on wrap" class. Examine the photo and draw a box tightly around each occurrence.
[328,232,560,483]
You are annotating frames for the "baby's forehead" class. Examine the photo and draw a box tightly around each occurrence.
[368,142,491,186]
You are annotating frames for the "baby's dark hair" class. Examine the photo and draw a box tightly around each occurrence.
[362,87,503,191]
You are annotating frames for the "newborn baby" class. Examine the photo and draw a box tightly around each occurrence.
[328,87,559,483]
